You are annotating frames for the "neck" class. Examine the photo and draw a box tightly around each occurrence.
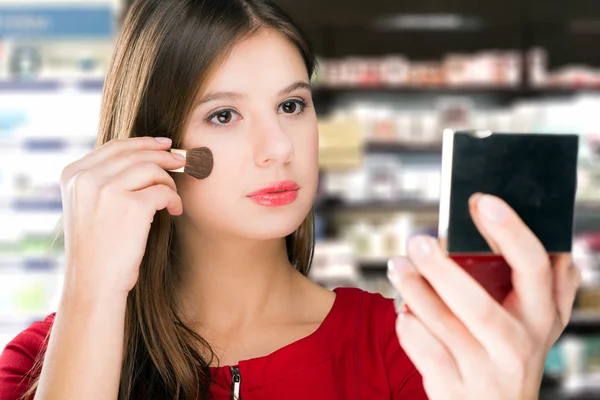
[175,225,301,331]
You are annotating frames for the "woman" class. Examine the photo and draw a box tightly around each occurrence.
[0,0,580,399]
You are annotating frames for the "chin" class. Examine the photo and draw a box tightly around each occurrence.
[234,198,313,240]
[190,190,316,241]
[244,225,300,241]
[241,211,310,240]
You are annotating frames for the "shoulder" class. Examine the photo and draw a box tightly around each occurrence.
[332,287,398,364]
[333,286,396,338]
[0,313,56,399]
[334,287,427,398]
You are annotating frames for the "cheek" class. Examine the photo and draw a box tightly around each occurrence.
[178,146,246,211]
[294,121,320,180]
[286,115,319,164]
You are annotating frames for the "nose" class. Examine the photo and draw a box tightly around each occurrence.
[252,115,294,167]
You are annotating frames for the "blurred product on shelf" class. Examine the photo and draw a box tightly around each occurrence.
[8,44,42,80]
[543,334,600,397]
[365,156,404,202]
[0,2,111,344]
[563,336,600,394]
[314,50,522,88]
[0,212,63,257]
[576,287,600,315]
[0,149,90,213]
[313,48,600,90]
[341,214,415,260]
[319,162,441,205]
[578,163,600,205]
[573,233,600,292]
[0,264,62,347]
[309,241,361,288]
[308,239,401,299]
[0,3,116,82]
[321,95,600,147]
[0,92,102,143]
[317,95,600,207]
[529,48,600,89]
[317,118,363,169]
[314,213,326,241]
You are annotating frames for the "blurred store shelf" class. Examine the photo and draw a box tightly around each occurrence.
[0,137,96,151]
[565,311,600,335]
[364,141,443,154]
[541,384,600,400]
[0,255,64,272]
[315,198,440,213]
[314,83,600,91]
[540,372,600,400]
[316,198,600,215]
[356,259,389,270]
[575,202,600,215]
[8,198,63,212]
[9,193,600,217]
[0,315,50,334]
[0,79,105,92]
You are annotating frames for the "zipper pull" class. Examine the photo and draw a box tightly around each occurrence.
[230,366,241,400]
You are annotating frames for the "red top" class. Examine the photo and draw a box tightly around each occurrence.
[0,287,427,399]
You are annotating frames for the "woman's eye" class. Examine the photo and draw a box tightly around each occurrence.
[281,102,297,114]
[206,109,240,126]
[215,111,232,124]
[279,100,306,115]
[206,100,307,127]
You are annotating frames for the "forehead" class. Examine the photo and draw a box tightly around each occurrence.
[201,29,309,95]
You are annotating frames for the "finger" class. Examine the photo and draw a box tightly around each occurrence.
[135,184,182,216]
[99,136,173,159]
[63,137,174,180]
[100,149,185,178]
[474,194,554,325]
[406,235,522,358]
[387,257,486,376]
[395,311,463,400]
[552,254,580,330]
[468,192,501,253]
[113,162,178,192]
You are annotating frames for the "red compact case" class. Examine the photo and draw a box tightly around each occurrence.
[438,129,579,303]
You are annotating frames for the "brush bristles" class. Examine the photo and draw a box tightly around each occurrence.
[183,147,213,179]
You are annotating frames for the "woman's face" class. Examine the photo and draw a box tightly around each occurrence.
[176,29,319,241]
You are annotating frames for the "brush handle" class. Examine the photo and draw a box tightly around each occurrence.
[167,149,186,173]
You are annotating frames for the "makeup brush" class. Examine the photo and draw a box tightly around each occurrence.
[168,147,214,179]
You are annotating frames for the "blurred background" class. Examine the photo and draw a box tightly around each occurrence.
[1,0,600,398]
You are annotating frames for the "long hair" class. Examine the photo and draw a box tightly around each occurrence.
[23,0,317,398]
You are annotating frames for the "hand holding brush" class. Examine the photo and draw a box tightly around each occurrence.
[60,136,186,298]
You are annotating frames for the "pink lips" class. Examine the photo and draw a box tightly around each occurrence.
[247,180,300,207]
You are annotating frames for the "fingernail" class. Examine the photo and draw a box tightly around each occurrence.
[478,194,508,222]
[407,236,433,259]
[155,137,171,144]
[387,258,410,283]
[469,192,483,208]
[172,152,185,161]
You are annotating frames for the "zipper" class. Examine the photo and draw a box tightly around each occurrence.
[230,366,241,400]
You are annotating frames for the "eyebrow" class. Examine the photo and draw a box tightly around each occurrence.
[278,81,311,96]
[195,80,311,108]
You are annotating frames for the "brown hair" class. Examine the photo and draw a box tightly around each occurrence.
[23,0,317,398]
